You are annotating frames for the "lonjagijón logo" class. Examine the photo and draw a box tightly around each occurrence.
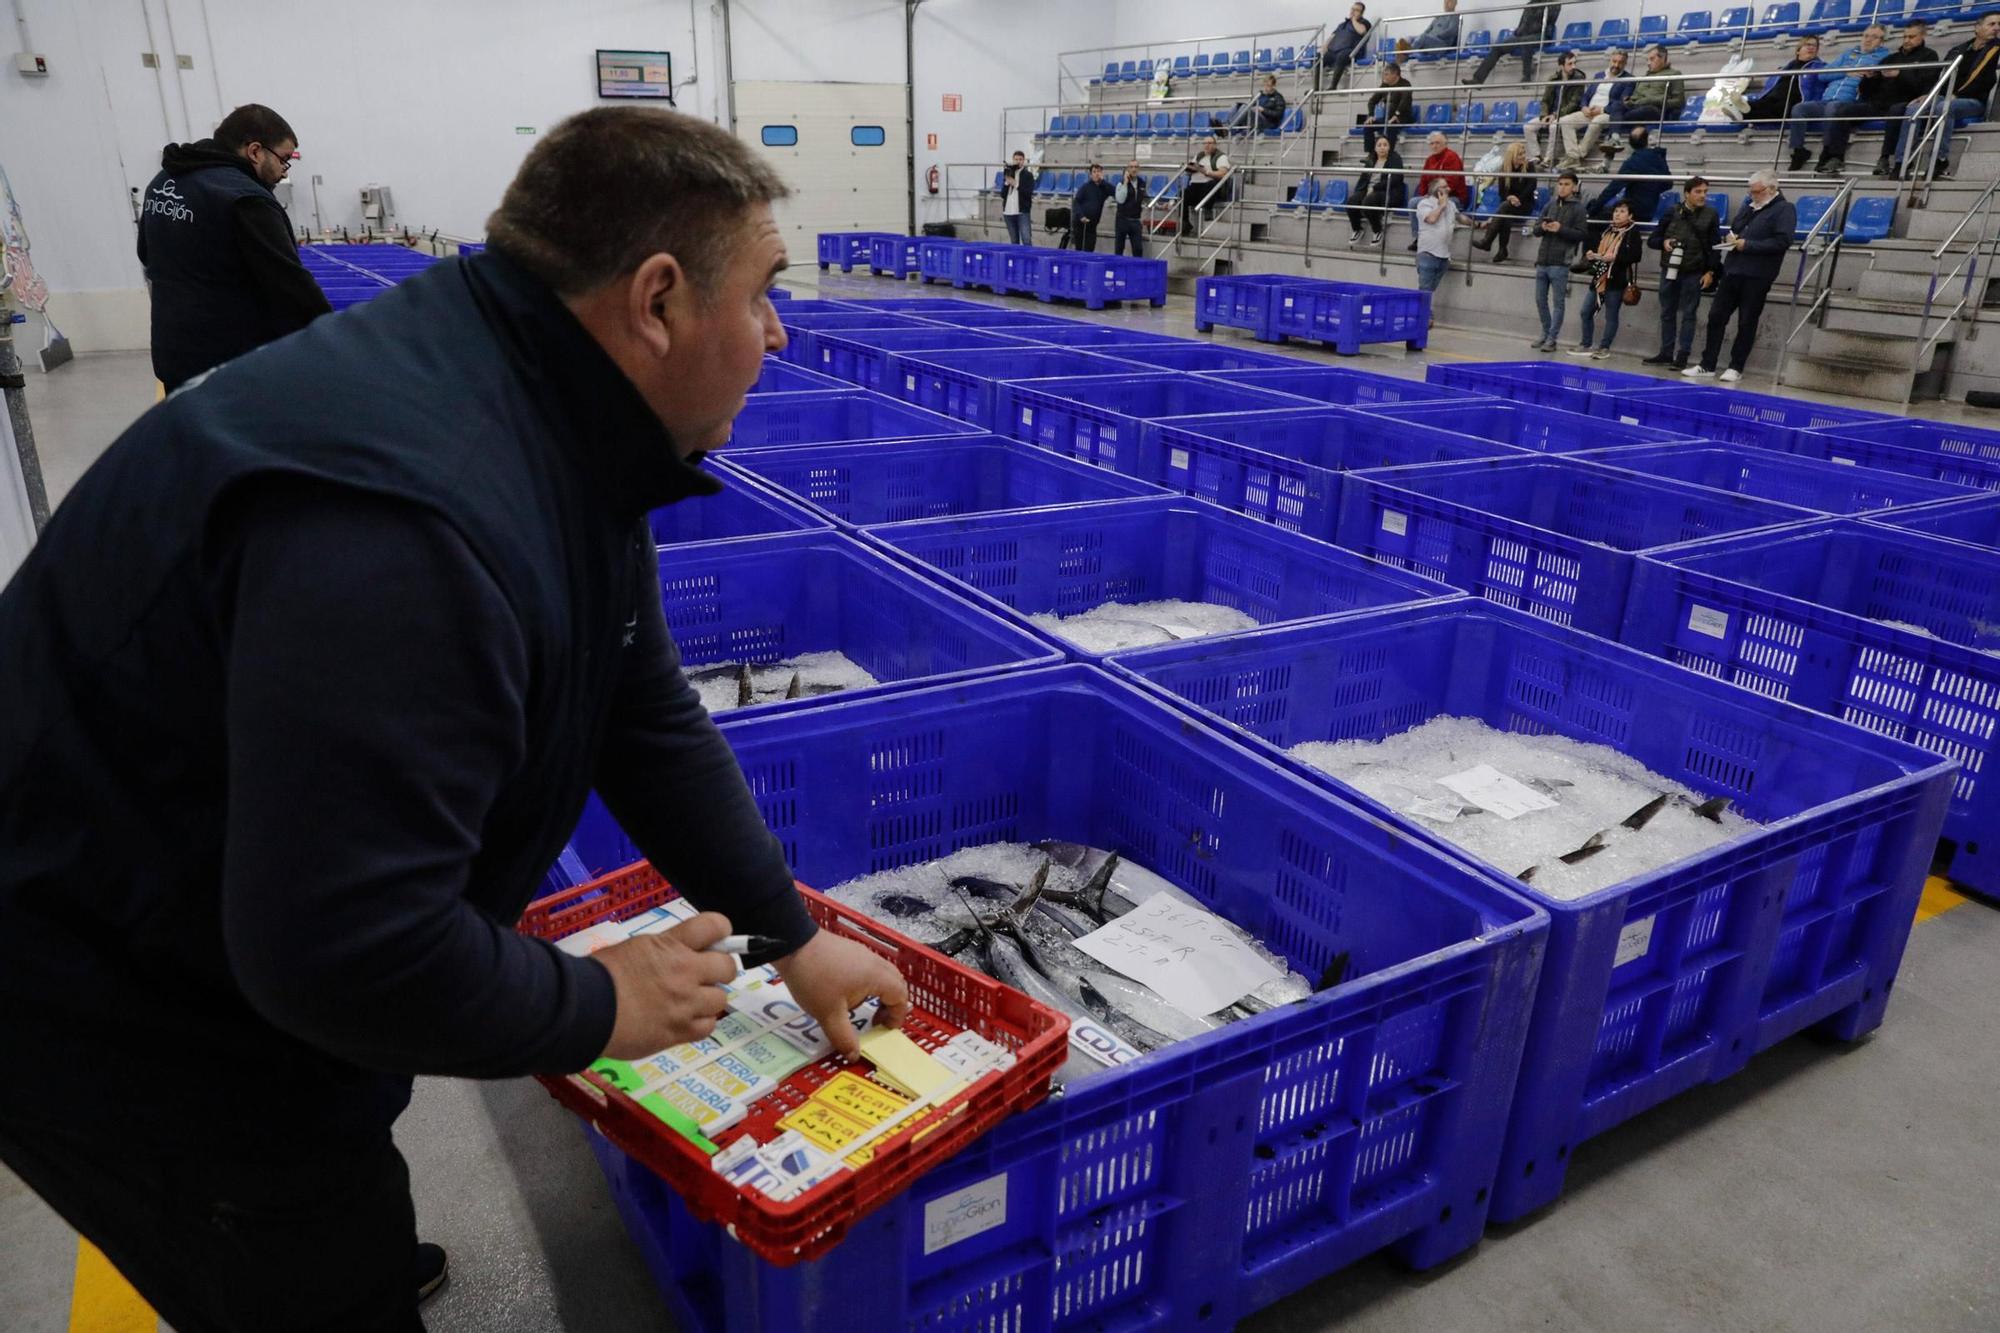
[144,180,193,223]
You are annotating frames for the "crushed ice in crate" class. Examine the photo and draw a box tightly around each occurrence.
[823,841,1322,1085]
[1028,599,1259,654]
[689,651,880,715]
[1289,716,1758,901]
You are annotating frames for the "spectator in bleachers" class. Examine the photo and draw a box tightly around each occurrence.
[1415,178,1463,305]
[1890,10,2000,180]
[1645,176,1721,369]
[1182,136,1233,235]
[1410,0,1463,54]
[1001,151,1036,246]
[1468,0,1563,87]
[1320,2,1375,91]
[1530,168,1589,351]
[1470,140,1536,261]
[1347,134,1408,246]
[1113,161,1148,256]
[1571,200,1644,358]
[1853,20,1937,175]
[1071,164,1115,251]
[1686,169,1796,382]
[1363,61,1417,154]
[1789,24,1890,173]
[1222,75,1289,136]
[1585,126,1668,242]
[1741,36,1827,124]
[1524,50,1588,168]
[1557,47,1634,168]
[1622,45,1688,130]
[1409,130,1470,249]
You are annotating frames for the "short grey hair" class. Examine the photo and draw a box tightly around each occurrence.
[1748,168,1780,190]
[488,106,789,297]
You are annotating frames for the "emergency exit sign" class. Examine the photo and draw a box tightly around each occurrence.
[926,133,938,149]
[941,94,962,112]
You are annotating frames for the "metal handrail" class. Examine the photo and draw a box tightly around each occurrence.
[1912,173,2000,392]
[1897,55,1963,206]
[1056,25,1326,106]
[1775,176,1854,386]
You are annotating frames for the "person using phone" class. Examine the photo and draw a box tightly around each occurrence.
[1112,160,1149,256]
[1001,150,1036,245]
[1181,135,1233,236]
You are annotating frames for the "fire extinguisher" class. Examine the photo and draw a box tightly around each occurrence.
[926,165,941,195]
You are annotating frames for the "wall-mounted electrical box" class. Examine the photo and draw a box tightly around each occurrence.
[15,53,50,77]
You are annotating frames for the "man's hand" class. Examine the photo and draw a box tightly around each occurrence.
[1701,271,1716,289]
[1730,235,1747,250]
[775,930,912,1059]
[594,912,740,1059]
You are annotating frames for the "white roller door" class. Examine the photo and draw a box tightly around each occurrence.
[735,82,908,260]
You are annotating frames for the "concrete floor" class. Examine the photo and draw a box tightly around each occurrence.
[5,281,1997,1332]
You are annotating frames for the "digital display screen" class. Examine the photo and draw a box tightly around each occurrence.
[597,49,674,101]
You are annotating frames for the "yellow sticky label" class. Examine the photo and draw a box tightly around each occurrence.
[817,1071,912,1124]
[857,1028,957,1100]
[778,1099,874,1157]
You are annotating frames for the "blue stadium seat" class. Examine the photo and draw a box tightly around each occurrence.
[1755,2,1803,37]
[1474,184,1501,214]
[1081,113,1100,137]
[1298,42,1319,68]
[1650,190,1680,223]
[1234,49,1252,72]
[1096,62,1116,85]
[1711,192,1734,226]
[1461,100,1489,131]
[1671,9,1711,42]
[1793,193,1835,238]
[1163,174,1185,201]
[1277,45,1299,69]
[1115,113,1135,135]
[1424,101,1455,126]
[1135,58,1156,82]
[1171,110,1190,136]
[1351,102,1385,136]
[1319,178,1351,209]
[1804,0,1852,29]
[1255,47,1276,71]
[1269,107,1307,135]
[1193,53,1212,77]
[991,170,1005,193]
[1639,14,1670,42]
[1588,18,1631,49]
[1870,0,1908,25]
[1844,195,1895,243]
[1280,176,1319,209]
[1532,184,1552,213]
[1488,99,1522,132]
[1665,94,1707,130]
[1560,20,1593,45]
[1354,40,1377,66]
[1118,60,1137,82]
[1464,28,1493,55]
[1174,55,1193,79]
[1713,5,1755,39]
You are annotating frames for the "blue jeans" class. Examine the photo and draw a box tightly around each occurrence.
[1893,97,1985,166]
[1004,213,1033,245]
[1578,282,1623,348]
[1534,264,1570,342]
[1656,271,1706,362]
[1416,252,1451,292]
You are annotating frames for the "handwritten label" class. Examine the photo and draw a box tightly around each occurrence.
[1613,914,1656,968]
[1407,795,1464,824]
[1687,604,1730,640]
[1074,893,1281,1016]
[1436,764,1557,821]
[924,1174,1008,1254]
[1380,509,1409,536]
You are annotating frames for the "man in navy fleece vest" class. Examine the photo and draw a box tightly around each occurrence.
[0,107,908,1331]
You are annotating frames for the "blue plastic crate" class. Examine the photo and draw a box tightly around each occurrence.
[809,327,1035,390]
[1868,490,2000,551]
[1576,442,1977,515]
[584,665,1546,1332]
[749,360,848,395]
[869,497,1459,663]
[997,373,1316,473]
[1594,385,1896,453]
[817,231,900,271]
[729,390,986,448]
[1103,342,1305,373]
[1107,601,1954,1222]
[1335,456,1816,637]
[1798,419,2000,492]
[945,241,1014,293]
[832,297,998,314]
[1011,324,1192,351]
[1269,283,1433,354]
[916,237,969,285]
[1194,273,1327,339]
[647,473,831,548]
[1139,406,1521,540]
[883,346,1153,430]
[1036,252,1170,309]
[776,313,931,367]
[1348,398,1700,457]
[1621,519,2000,896]
[1424,360,1665,412]
[725,435,1168,525]
[917,305,1080,331]
[1205,365,1487,407]
[866,233,925,277]
[770,299,871,317]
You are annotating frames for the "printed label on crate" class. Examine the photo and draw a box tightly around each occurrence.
[1380,509,1409,536]
[1436,765,1557,820]
[1613,914,1656,969]
[1620,415,1640,425]
[1021,406,1034,426]
[1829,455,1857,466]
[1075,893,1281,1017]
[1068,1018,1145,1069]
[923,1173,1009,1255]
[1687,605,1731,640]
[906,373,919,391]
[1170,448,1190,473]
[818,1070,912,1124]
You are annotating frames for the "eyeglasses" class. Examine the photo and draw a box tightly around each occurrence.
[257,144,293,175]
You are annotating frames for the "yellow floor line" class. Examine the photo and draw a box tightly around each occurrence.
[69,1239,154,1333]
[1916,875,1970,924]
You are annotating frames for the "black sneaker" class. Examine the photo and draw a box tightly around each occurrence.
[1641,352,1674,365]
[1789,148,1810,172]
[1872,158,1895,177]
[1669,360,1689,371]
[415,1243,450,1304]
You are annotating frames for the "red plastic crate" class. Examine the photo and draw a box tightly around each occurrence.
[520,862,1069,1265]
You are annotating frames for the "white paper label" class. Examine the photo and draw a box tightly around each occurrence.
[1020,406,1034,426]
[1620,415,1640,426]
[1407,795,1465,824]
[906,373,918,391]
[1687,604,1730,640]
[1436,764,1557,820]
[1170,448,1190,472]
[1829,455,1856,466]
[1613,915,1656,968]
[923,1174,1009,1255]
[1380,509,1409,536]
[1074,893,1282,1017]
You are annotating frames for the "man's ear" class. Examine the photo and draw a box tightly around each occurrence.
[626,252,687,361]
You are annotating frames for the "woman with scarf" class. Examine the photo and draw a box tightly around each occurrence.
[1570,199,1644,359]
